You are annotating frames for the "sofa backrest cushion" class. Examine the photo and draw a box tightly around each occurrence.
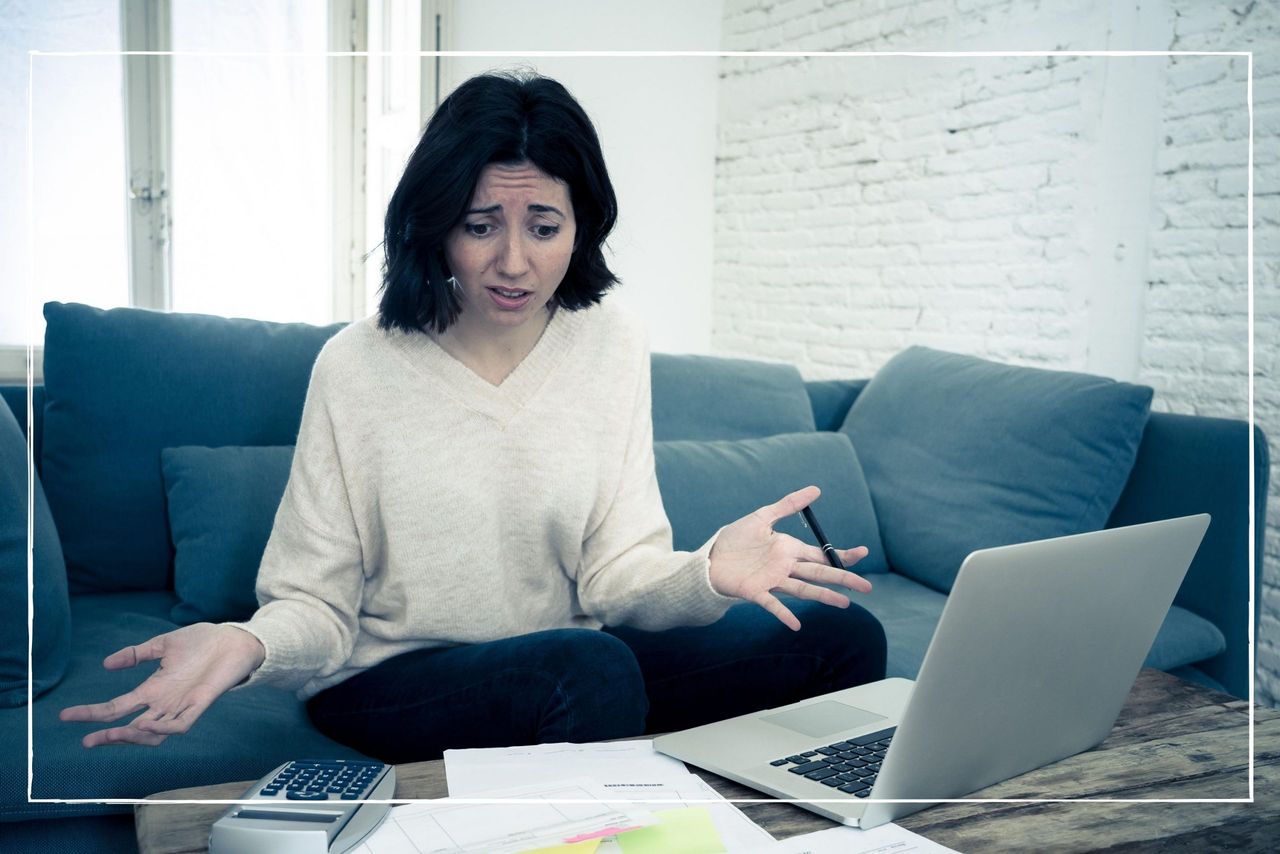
[162,445,294,624]
[40,302,344,593]
[842,346,1153,593]
[655,431,889,574]
[159,431,890,629]
[0,396,70,706]
[651,353,815,441]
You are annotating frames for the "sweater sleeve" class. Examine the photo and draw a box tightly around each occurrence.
[228,353,365,693]
[575,336,738,631]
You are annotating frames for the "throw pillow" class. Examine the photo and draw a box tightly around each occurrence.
[655,431,888,575]
[0,397,70,706]
[40,302,344,593]
[161,445,295,624]
[651,353,816,441]
[841,346,1153,593]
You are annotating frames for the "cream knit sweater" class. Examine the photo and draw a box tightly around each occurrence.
[234,300,736,699]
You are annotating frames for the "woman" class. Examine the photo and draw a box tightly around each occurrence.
[62,71,886,761]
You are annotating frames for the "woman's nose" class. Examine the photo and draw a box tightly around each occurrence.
[496,232,531,278]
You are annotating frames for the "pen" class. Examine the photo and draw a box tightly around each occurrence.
[801,505,844,569]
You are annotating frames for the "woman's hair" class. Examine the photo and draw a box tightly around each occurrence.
[377,70,620,334]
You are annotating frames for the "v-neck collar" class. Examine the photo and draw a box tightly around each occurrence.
[388,305,583,425]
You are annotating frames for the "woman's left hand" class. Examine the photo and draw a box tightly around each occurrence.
[708,485,872,631]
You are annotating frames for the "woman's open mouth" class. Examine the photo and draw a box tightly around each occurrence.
[486,287,534,310]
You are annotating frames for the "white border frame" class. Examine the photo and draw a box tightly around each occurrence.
[25,49,1257,812]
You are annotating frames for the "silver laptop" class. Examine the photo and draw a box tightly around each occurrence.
[654,515,1210,829]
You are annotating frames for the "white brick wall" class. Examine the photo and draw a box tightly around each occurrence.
[713,0,1280,703]
[1153,1,1280,707]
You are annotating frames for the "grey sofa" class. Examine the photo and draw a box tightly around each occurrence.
[0,302,1267,852]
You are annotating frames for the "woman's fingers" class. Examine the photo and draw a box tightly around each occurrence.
[83,723,168,748]
[791,560,873,593]
[752,590,801,631]
[102,636,165,671]
[793,541,869,568]
[754,485,821,527]
[133,705,199,736]
[775,577,852,608]
[59,690,146,724]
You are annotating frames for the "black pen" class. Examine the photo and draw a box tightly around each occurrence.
[801,505,844,569]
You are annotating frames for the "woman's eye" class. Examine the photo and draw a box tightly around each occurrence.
[464,223,492,237]
[532,224,559,239]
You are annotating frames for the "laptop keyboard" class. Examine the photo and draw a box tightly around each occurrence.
[769,726,896,797]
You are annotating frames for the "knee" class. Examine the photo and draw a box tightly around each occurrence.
[793,601,887,684]
[521,629,638,679]
[520,630,647,737]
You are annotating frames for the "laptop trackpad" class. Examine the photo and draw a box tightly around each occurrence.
[761,701,886,738]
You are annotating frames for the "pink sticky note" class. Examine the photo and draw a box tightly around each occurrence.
[563,825,644,843]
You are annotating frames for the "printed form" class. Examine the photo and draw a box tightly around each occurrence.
[355,741,958,853]
[350,777,654,854]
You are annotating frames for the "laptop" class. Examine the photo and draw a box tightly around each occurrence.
[653,514,1211,829]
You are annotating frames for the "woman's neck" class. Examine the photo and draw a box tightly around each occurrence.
[431,306,555,386]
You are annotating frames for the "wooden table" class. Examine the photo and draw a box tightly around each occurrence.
[136,669,1279,853]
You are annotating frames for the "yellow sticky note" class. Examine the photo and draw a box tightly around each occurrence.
[520,840,601,854]
[616,807,725,854]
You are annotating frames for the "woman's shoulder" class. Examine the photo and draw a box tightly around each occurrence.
[572,297,649,360]
[309,315,393,385]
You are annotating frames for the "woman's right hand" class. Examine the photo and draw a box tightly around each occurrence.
[59,623,266,748]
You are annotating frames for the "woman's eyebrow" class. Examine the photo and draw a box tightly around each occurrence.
[528,204,566,217]
[465,203,564,217]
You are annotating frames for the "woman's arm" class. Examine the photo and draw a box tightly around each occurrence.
[575,336,871,632]
[61,350,366,744]
[230,355,366,690]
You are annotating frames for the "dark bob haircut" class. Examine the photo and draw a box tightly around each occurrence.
[377,71,620,335]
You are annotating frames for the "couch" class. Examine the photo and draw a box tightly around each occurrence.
[0,302,1268,853]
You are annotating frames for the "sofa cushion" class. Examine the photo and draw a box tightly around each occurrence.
[651,353,815,441]
[40,302,344,593]
[857,572,1227,680]
[805,379,867,432]
[655,432,888,574]
[0,397,70,707]
[19,591,367,813]
[842,347,1152,593]
[162,445,295,625]
[1144,606,1227,672]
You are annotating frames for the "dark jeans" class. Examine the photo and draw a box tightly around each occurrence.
[306,599,887,764]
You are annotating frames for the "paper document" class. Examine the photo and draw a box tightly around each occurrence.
[736,823,960,853]
[350,777,654,854]
[444,741,773,852]
[445,740,691,795]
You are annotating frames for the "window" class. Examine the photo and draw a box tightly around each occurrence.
[169,1,331,324]
[3,2,129,371]
[3,0,445,382]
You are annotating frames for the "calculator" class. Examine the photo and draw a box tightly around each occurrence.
[208,758,396,854]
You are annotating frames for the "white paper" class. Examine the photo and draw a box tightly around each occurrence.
[734,823,961,854]
[444,741,774,852]
[444,740,691,796]
[349,777,655,854]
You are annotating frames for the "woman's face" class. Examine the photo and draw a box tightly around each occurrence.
[443,161,577,334]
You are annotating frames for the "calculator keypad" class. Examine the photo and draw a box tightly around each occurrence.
[257,759,386,802]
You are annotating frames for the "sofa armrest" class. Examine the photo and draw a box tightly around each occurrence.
[1,385,44,474]
[1106,411,1269,698]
